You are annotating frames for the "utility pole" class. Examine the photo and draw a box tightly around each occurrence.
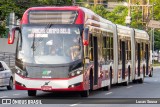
[72,0,76,6]
[125,0,131,27]
[152,1,155,64]
[94,0,98,7]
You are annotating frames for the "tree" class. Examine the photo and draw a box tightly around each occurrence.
[150,0,160,50]
[86,3,160,50]
[0,0,72,37]
[0,0,20,37]
[87,5,142,28]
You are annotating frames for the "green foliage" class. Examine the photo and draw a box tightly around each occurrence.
[0,0,20,36]
[86,5,143,28]
[0,0,72,37]
[150,0,160,20]
[90,5,110,18]
[150,0,160,50]
[154,30,160,50]
[86,3,160,50]
[106,6,128,26]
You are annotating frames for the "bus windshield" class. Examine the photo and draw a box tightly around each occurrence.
[19,25,82,64]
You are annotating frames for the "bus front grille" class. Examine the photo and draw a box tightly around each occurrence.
[26,66,69,78]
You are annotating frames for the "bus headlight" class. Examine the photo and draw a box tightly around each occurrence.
[17,69,27,77]
[16,66,28,77]
[69,68,83,78]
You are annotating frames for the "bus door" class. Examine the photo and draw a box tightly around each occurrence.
[93,36,98,85]
[137,43,141,76]
[145,44,149,75]
[121,41,126,80]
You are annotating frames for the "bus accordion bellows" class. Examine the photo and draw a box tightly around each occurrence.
[8,6,153,97]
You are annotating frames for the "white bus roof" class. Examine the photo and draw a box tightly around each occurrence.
[116,24,132,37]
[135,29,149,40]
[80,7,115,33]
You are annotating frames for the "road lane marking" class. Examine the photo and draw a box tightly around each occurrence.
[70,104,78,106]
[13,94,20,96]
[126,86,133,88]
[0,96,8,98]
[105,92,112,95]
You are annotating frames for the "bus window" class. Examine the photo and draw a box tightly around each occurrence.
[119,39,122,61]
[126,40,131,60]
[89,34,93,61]
[110,37,113,60]
[103,36,107,61]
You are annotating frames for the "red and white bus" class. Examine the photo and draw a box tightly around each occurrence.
[8,6,153,97]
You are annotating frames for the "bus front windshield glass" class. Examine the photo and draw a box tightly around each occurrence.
[19,26,82,64]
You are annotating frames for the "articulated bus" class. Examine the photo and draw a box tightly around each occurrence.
[8,6,153,97]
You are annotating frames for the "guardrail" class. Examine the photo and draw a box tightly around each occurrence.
[0,52,15,68]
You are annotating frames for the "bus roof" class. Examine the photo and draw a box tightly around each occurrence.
[22,6,84,25]
[135,29,149,40]
[22,6,115,33]
[80,7,115,33]
[116,24,132,37]
[27,6,81,11]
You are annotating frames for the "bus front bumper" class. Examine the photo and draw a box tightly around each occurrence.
[15,73,84,91]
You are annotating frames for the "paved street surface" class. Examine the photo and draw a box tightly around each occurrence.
[1,67,160,107]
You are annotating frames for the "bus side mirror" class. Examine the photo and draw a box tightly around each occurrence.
[83,28,89,46]
[8,27,21,44]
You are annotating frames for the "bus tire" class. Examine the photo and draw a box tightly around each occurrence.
[80,90,89,97]
[138,67,144,83]
[149,68,153,77]
[28,90,37,96]
[138,77,144,83]
[132,80,137,83]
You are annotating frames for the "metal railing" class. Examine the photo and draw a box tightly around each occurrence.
[0,52,15,68]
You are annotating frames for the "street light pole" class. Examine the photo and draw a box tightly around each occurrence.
[128,0,131,20]
[125,0,131,27]
[152,2,155,64]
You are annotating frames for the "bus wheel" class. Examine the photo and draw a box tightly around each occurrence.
[132,80,137,83]
[149,69,153,77]
[28,90,37,96]
[80,90,89,97]
[138,77,144,83]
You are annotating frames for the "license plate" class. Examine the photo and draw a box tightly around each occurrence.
[41,86,52,90]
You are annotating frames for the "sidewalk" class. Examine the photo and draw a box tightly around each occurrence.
[153,66,160,69]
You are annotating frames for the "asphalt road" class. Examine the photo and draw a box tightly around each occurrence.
[1,67,160,107]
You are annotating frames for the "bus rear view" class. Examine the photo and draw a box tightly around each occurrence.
[9,6,88,97]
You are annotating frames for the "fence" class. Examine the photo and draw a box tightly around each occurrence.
[0,52,15,68]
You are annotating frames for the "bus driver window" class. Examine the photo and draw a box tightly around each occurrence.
[70,45,81,60]
[70,36,81,61]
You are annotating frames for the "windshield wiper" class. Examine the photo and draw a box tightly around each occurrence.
[45,23,53,32]
[31,33,36,55]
